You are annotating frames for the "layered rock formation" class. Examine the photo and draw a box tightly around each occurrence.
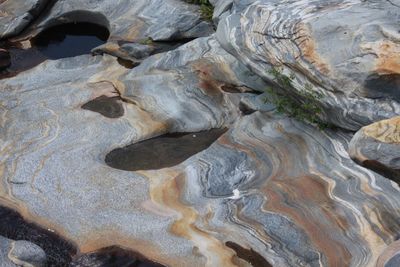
[216,0,400,130]
[0,0,399,267]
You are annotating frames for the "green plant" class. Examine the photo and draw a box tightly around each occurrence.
[138,37,153,45]
[265,67,330,129]
[186,0,214,21]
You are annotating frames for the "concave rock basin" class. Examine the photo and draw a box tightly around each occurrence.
[0,22,109,78]
[1,0,400,266]
[30,22,110,59]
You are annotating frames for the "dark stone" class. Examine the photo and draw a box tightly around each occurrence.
[70,246,166,267]
[226,241,273,267]
[0,206,76,266]
[0,48,11,70]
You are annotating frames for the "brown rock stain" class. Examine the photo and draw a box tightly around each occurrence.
[362,116,400,144]
[262,175,352,267]
[295,23,331,75]
[149,171,238,267]
[363,41,400,75]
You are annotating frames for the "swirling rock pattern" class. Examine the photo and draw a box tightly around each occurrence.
[1,0,400,267]
[216,0,400,130]
[349,116,400,183]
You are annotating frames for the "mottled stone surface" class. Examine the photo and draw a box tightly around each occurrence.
[1,0,400,266]
[0,236,46,267]
[216,0,400,130]
[349,116,400,183]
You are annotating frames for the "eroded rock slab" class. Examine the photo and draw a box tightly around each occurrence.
[349,116,400,183]
[216,0,400,130]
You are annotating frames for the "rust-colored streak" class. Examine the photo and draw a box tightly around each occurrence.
[262,175,352,267]
[295,23,331,75]
[149,172,238,267]
[375,42,400,75]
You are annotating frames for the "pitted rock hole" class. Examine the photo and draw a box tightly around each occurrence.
[70,246,166,267]
[105,128,228,171]
[82,95,124,118]
[0,206,76,266]
[0,22,109,79]
[31,22,109,59]
[226,241,273,267]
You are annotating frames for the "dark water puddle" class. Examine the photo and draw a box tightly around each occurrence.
[226,241,273,267]
[0,22,109,79]
[82,95,124,118]
[31,22,109,60]
[105,128,227,171]
[71,246,166,267]
[0,205,76,266]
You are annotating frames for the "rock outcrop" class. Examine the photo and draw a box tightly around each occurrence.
[216,0,400,130]
[0,0,399,267]
[349,116,400,183]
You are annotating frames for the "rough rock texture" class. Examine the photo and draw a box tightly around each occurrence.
[0,0,48,39]
[0,236,46,267]
[216,0,400,130]
[349,116,400,183]
[1,0,400,267]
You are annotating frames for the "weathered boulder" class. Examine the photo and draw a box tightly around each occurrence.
[349,116,400,183]
[0,236,46,267]
[216,0,400,130]
[0,0,48,39]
